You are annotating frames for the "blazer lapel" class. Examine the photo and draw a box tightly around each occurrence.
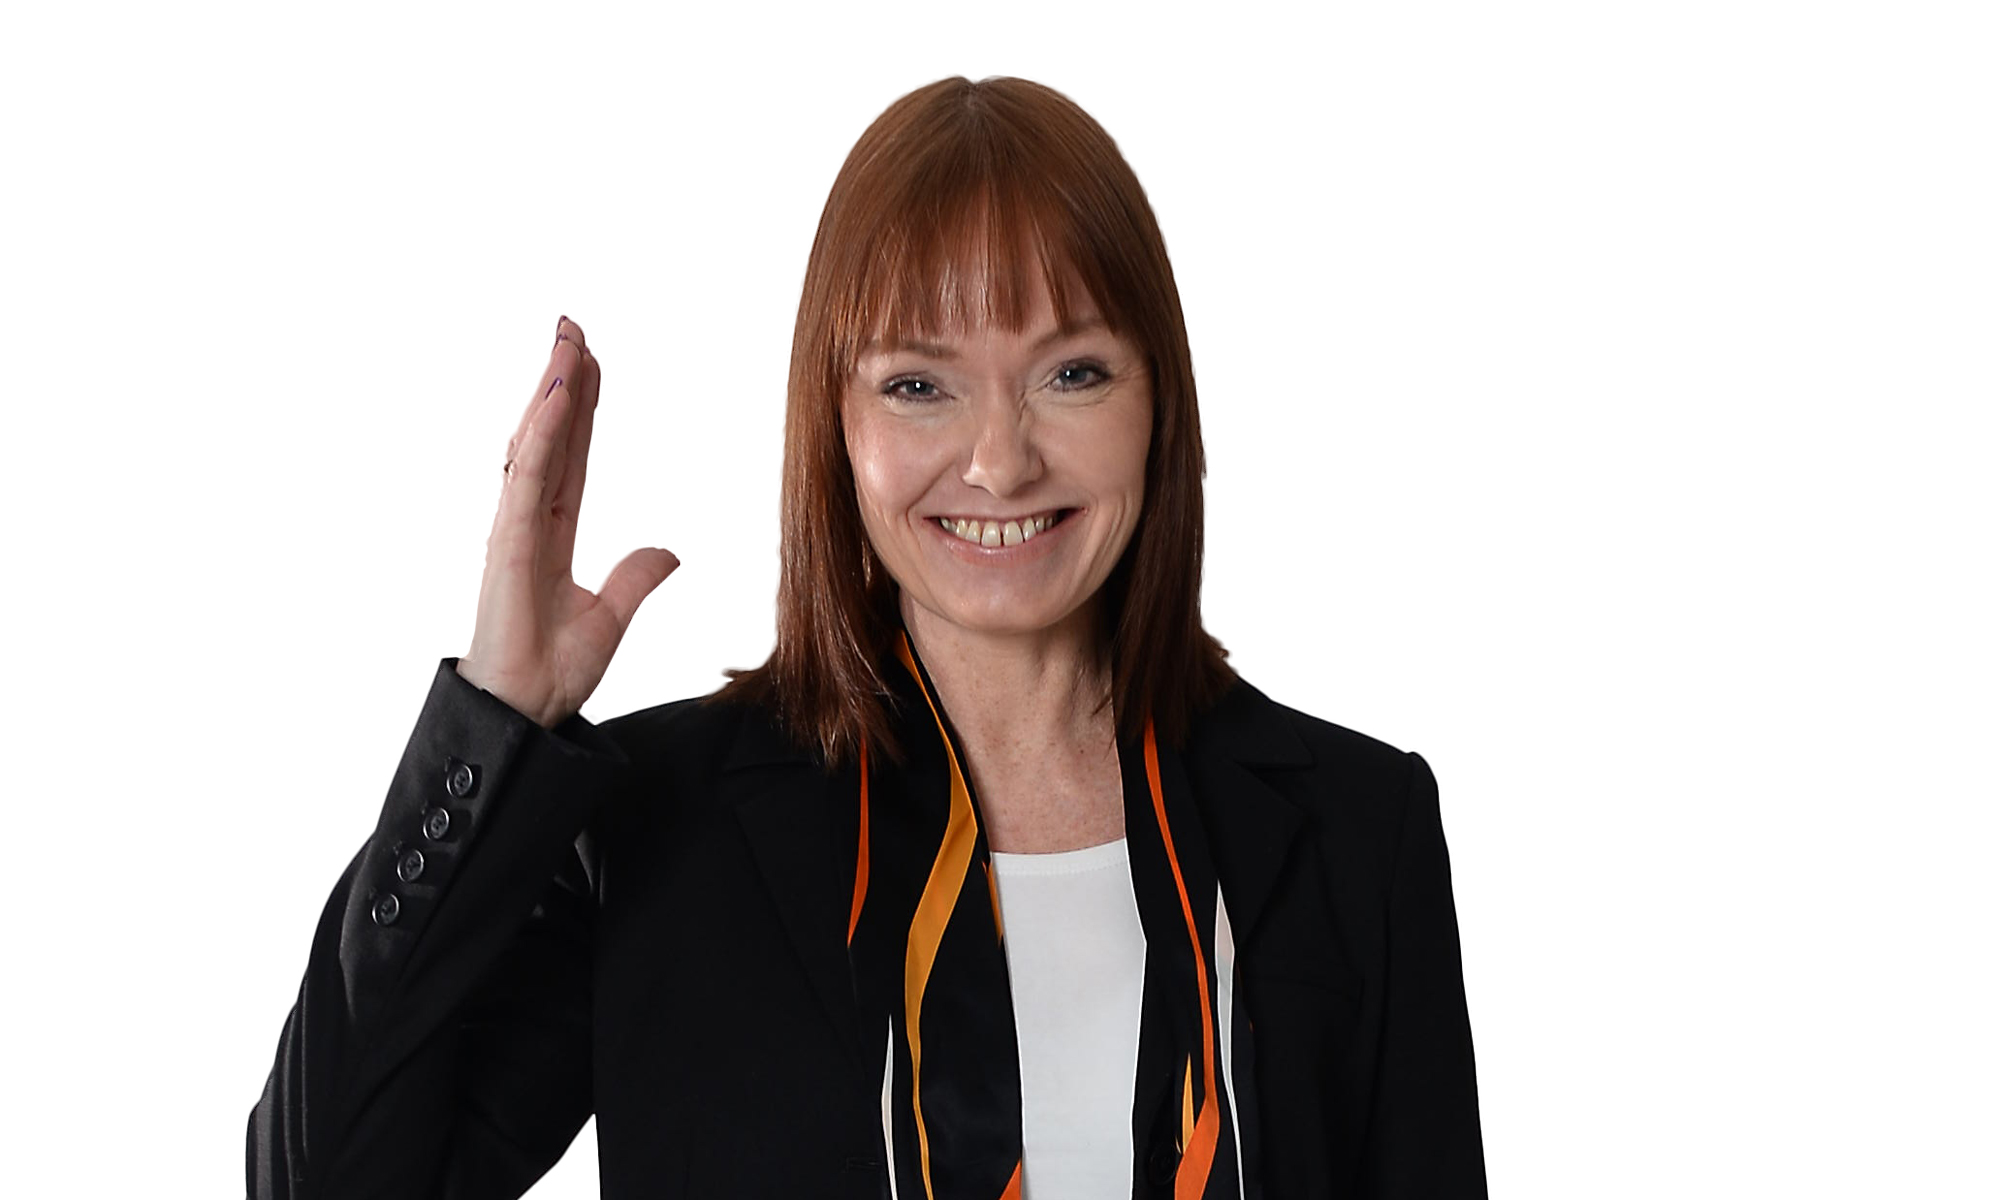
[723,712,871,1081]
[1181,680,1314,948]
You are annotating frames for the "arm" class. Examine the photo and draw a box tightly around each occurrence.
[1359,751,1488,1197]
[247,658,630,1200]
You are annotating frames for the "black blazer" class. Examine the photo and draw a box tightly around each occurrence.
[249,659,1485,1198]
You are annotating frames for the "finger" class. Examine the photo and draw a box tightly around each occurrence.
[493,375,573,561]
[539,336,596,527]
[547,345,601,568]
[535,314,600,506]
[491,355,558,544]
[598,547,680,636]
[509,317,582,468]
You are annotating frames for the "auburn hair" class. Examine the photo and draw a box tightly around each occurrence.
[716,75,1235,767]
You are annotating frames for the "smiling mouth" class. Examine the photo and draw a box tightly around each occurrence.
[934,509,1074,548]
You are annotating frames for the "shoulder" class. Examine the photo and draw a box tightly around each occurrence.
[1192,675,1439,870]
[1195,674,1424,790]
[571,690,819,880]
[596,684,808,780]
[593,687,817,788]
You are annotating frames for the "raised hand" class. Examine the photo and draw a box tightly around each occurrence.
[455,316,679,729]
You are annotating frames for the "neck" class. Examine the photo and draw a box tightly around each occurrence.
[900,593,1116,766]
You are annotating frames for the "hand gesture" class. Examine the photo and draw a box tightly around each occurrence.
[456,317,679,729]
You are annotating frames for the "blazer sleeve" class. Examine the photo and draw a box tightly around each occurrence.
[1359,751,1489,1197]
[247,658,631,1200]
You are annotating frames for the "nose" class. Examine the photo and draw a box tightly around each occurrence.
[960,396,1043,497]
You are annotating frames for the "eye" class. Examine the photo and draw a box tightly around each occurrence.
[883,376,942,402]
[1051,361,1109,392]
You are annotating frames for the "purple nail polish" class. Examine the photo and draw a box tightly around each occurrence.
[545,376,563,399]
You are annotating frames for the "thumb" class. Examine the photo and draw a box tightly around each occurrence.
[599,547,680,633]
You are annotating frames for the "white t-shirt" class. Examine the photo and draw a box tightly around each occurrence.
[989,837,1147,1200]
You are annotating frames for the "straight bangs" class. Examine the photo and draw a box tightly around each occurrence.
[831,183,1108,383]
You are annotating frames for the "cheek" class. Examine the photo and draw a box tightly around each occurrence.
[844,412,930,527]
[1096,404,1153,508]
[1119,424,1152,497]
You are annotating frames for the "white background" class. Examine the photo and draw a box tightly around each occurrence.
[4,1,1994,1196]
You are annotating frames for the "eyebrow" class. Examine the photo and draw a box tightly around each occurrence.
[862,316,1110,361]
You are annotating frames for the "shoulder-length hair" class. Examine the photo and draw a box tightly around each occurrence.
[718,75,1234,768]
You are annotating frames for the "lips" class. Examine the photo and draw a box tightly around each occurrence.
[934,509,1071,547]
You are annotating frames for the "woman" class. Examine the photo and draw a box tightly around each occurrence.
[249,76,1486,1199]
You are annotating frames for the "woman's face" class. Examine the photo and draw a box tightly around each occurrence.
[842,281,1152,646]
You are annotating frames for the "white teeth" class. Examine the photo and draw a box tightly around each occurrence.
[1020,518,1037,541]
[981,521,1002,547]
[1002,520,1022,546]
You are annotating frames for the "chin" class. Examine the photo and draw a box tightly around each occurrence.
[915,590,1092,640]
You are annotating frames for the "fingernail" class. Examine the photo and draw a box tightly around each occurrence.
[545,376,563,399]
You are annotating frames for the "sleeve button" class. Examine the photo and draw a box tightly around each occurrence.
[445,760,477,798]
[370,892,402,926]
[421,807,452,841]
[395,848,427,883]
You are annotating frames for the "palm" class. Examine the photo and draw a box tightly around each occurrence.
[544,578,631,716]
